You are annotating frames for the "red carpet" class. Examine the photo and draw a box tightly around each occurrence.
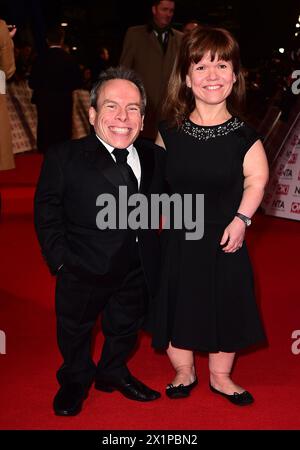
[0,152,300,430]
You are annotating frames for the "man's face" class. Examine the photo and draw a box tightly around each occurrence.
[89,79,144,149]
[152,0,175,28]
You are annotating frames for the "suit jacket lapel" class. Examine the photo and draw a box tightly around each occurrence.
[149,30,164,55]
[135,140,154,194]
[83,133,125,190]
[83,134,155,193]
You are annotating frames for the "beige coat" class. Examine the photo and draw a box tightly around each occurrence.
[120,25,182,139]
[0,19,15,170]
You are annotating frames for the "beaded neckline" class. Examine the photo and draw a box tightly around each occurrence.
[181,116,244,141]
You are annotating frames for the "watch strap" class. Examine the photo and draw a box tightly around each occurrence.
[235,212,251,226]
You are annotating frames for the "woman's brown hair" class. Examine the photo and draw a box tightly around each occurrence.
[163,26,246,127]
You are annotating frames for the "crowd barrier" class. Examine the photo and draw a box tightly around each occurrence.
[72,89,91,139]
[7,81,37,153]
[262,106,300,221]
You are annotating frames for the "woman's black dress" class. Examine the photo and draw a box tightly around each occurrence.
[152,117,266,352]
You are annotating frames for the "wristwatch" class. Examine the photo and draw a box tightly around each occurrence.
[235,212,252,227]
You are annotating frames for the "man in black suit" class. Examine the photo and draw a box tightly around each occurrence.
[29,26,82,152]
[34,67,165,416]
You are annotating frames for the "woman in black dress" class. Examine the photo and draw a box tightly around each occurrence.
[152,27,269,405]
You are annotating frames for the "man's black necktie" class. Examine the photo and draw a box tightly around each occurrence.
[112,148,138,193]
[151,22,170,53]
[156,29,168,53]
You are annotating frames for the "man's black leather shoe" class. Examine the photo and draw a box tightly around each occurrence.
[209,383,254,406]
[53,382,88,416]
[166,378,198,399]
[95,374,161,402]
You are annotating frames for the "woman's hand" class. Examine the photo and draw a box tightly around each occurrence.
[220,217,246,253]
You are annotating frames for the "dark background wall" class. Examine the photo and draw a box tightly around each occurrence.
[0,0,299,67]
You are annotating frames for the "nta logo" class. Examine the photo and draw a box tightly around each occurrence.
[291,202,300,214]
[272,200,285,209]
[276,184,290,195]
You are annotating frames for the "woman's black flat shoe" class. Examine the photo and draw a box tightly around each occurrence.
[209,383,254,406]
[166,378,198,399]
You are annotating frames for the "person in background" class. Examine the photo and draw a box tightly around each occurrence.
[81,66,93,91]
[120,0,182,140]
[91,45,110,83]
[182,19,201,34]
[152,27,269,405]
[15,43,34,80]
[29,25,82,153]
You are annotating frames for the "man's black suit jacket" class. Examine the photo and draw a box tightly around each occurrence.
[34,133,165,298]
[29,47,82,99]
[29,47,82,152]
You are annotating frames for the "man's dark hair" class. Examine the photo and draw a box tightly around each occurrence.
[90,66,147,115]
[46,26,65,45]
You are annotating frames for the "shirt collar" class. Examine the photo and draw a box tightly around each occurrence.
[147,21,174,35]
[95,135,134,155]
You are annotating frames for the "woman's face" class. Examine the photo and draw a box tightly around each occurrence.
[186,51,236,107]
